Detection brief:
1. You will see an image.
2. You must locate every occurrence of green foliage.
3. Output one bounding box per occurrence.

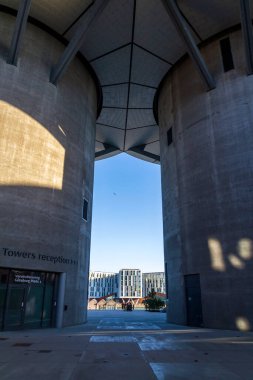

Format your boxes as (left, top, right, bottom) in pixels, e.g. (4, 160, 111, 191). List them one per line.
(144, 288, 165, 311)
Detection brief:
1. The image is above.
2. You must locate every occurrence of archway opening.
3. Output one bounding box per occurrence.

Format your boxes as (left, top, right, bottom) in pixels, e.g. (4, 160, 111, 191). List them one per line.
(89, 153, 165, 313)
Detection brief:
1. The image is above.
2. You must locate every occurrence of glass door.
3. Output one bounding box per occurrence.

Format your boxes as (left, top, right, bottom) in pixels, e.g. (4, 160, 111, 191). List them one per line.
(2, 269, 58, 330)
(5, 285, 26, 329)
(41, 284, 54, 327)
(0, 269, 9, 329)
(24, 285, 44, 329)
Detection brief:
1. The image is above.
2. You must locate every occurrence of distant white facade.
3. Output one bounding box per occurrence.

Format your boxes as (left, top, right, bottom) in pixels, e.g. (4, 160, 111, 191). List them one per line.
(89, 270, 165, 299)
(142, 272, 165, 297)
(118, 269, 142, 298)
(89, 271, 118, 298)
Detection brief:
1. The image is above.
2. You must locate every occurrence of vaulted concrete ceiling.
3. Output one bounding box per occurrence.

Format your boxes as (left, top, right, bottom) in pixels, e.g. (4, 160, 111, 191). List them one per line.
(1, 0, 252, 163)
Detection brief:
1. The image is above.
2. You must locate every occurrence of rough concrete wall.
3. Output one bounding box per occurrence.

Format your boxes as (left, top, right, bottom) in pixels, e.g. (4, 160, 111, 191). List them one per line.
(159, 79, 186, 325)
(0, 14, 97, 326)
(159, 30, 253, 330)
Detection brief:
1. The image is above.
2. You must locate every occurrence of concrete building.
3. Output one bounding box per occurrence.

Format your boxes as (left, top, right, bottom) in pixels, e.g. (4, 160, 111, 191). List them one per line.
(142, 272, 165, 298)
(88, 271, 118, 298)
(118, 269, 142, 299)
(0, 1, 253, 331)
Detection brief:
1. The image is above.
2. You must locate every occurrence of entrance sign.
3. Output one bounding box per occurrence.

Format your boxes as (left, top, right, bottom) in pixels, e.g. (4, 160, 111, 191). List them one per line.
(14, 274, 42, 285)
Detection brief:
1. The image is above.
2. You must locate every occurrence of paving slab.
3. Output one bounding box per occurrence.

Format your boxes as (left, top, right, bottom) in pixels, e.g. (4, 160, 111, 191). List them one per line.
(0, 310, 253, 380)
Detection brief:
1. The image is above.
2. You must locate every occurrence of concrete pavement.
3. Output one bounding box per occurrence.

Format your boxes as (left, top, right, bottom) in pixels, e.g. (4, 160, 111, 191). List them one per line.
(0, 310, 253, 379)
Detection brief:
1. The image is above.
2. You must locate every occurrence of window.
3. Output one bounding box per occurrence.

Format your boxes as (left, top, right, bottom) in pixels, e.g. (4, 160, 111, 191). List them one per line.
(167, 128, 173, 146)
(220, 37, 234, 72)
(165, 262, 169, 298)
(82, 198, 88, 221)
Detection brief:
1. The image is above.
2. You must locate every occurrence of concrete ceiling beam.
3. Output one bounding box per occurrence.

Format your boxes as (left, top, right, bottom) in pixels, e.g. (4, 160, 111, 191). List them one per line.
(7, 0, 32, 65)
(50, 0, 109, 85)
(240, 0, 253, 74)
(161, 0, 216, 90)
(95, 143, 119, 159)
(129, 145, 160, 163)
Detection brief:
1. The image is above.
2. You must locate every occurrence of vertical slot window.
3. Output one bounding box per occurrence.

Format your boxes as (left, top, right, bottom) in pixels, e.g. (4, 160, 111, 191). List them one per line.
(220, 37, 234, 72)
(167, 127, 173, 146)
(165, 262, 169, 298)
(82, 198, 88, 221)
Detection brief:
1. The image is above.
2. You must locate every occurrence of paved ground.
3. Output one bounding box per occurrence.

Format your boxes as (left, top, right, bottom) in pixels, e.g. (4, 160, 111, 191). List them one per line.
(1, 310, 253, 379)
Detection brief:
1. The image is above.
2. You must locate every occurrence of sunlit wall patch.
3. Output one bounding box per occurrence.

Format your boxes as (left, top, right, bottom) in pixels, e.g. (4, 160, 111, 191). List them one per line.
(0, 101, 65, 190)
(207, 238, 226, 272)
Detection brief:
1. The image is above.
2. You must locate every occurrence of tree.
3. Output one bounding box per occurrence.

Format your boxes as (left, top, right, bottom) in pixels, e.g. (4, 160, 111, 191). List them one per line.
(144, 288, 165, 311)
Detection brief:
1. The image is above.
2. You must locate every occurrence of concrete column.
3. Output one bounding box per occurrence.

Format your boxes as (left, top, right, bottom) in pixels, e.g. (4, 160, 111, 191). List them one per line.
(56, 272, 66, 328)
(0, 13, 97, 327)
(158, 29, 253, 331)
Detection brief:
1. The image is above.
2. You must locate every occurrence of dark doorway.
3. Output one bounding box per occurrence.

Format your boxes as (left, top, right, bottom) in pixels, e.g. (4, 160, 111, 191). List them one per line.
(184, 274, 203, 327)
(0, 268, 58, 330)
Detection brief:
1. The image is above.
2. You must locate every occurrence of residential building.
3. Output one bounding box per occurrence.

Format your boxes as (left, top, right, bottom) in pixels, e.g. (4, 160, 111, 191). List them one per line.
(89, 271, 118, 298)
(118, 269, 142, 298)
(142, 272, 166, 298)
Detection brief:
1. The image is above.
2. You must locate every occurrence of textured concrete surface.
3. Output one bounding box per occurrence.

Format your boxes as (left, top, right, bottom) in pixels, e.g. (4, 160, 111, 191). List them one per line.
(0, 13, 97, 326)
(159, 29, 253, 330)
(0, 310, 253, 380)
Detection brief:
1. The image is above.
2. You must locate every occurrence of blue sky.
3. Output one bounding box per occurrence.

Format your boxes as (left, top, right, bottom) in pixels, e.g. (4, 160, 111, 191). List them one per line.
(90, 153, 164, 273)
